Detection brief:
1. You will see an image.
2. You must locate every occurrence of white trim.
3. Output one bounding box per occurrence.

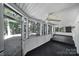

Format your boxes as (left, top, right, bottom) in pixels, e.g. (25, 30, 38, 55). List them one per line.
(4, 34, 21, 40)
(4, 3, 23, 16)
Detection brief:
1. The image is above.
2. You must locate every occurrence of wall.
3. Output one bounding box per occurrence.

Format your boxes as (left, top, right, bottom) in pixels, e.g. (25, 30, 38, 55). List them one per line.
(22, 34, 52, 55)
(53, 4, 79, 54)
(72, 14, 79, 54)
(54, 4, 79, 54)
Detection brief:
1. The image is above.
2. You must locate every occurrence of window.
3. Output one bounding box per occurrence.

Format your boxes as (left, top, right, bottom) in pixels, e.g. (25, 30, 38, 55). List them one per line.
(55, 27, 65, 32)
(28, 20, 40, 37)
(55, 27, 59, 32)
(60, 27, 64, 32)
(28, 21, 35, 36)
(42, 24, 47, 35)
(44, 24, 47, 35)
(4, 5, 22, 39)
(48, 25, 52, 34)
(36, 22, 40, 36)
(65, 26, 72, 32)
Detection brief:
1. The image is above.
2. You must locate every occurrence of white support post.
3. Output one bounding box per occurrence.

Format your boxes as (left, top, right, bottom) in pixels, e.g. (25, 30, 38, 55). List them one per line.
(40, 23, 42, 36)
(22, 17, 29, 40)
(26, 18, 29, 39)
(64, 27, 66, 32)
(47, 24, 48, 35)
(53, 25, 55, 34)
(52, 25, 54, 36)
(7, 19, 11, 35)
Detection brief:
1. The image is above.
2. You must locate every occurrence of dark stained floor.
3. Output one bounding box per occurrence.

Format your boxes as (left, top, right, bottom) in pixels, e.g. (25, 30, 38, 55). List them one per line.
(26, 34, 77, 56)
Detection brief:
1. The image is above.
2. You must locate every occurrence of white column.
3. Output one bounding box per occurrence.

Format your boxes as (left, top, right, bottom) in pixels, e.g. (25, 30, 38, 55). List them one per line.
(22, 17, 29, 55)
(52, 25, 53, 35)
(64, 27, 66, 32)
(7, 19, 11, 35)
(40, 23, 42, 36)
(22, 17, 29, 40)
(22, 17, 24, 40)
(47, 24, 48, 35)
(26, 19, 29, 39)
(53, 25, 56, 34)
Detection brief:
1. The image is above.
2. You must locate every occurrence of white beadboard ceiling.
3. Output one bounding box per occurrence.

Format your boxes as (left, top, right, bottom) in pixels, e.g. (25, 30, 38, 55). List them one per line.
(15, 3, 78, 22)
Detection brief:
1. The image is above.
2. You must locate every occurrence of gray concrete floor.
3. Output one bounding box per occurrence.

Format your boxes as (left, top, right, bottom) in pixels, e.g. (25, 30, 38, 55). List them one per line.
(4, 36, 22, 56)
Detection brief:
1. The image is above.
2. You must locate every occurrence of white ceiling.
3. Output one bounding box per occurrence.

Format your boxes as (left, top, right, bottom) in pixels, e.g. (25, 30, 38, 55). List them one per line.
(16, 3, 77, 21)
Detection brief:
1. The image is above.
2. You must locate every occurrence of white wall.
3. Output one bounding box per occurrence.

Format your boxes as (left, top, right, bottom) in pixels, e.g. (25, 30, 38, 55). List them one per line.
(54, 4, 79, 54)
(22, 34, 52, 55)
(72, 14, 79, 54)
